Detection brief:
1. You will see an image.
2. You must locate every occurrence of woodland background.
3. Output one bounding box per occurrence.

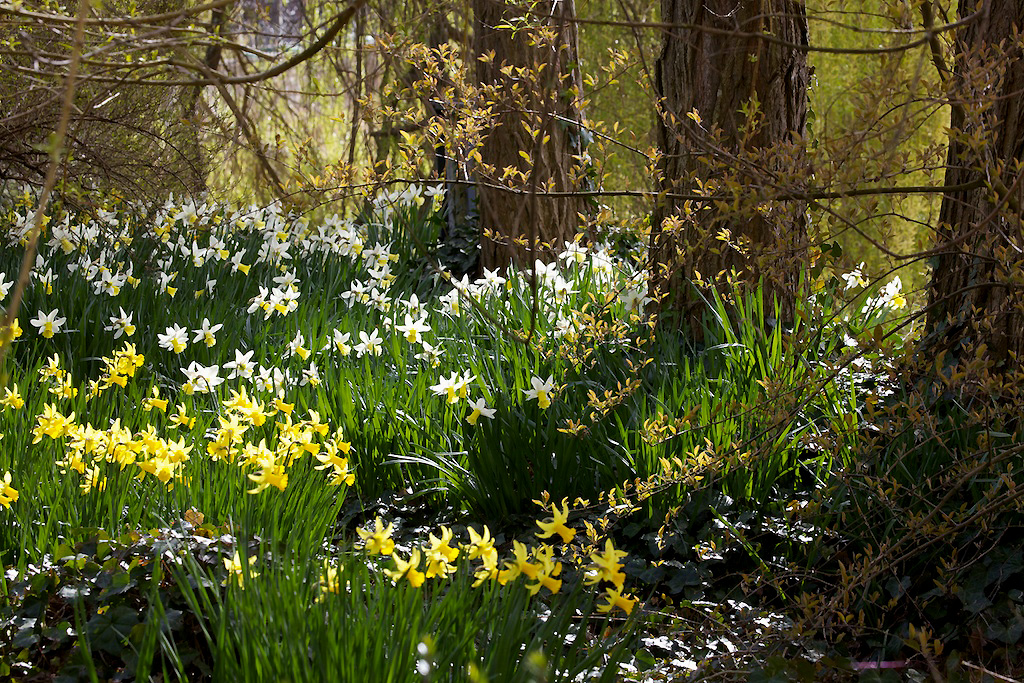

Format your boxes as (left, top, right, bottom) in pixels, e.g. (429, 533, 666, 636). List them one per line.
(2, 0, 1024, 680)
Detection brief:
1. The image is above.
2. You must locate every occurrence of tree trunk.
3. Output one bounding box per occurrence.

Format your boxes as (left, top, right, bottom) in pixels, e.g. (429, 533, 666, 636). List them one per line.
(925, 0, 1024, 370)
(473, 0, 590, 270)
(650, 0, 809, 332)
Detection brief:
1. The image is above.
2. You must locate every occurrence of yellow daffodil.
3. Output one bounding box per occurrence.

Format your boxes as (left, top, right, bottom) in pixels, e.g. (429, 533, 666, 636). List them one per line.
(223, 551, 258, 587)
(169, 403, 195, 429)
(0, 471, 19, 509)
(536, 498, 576, 544)
(0, 318, 22, 344)
(32, 403, 76, 443)
(471, 548, 500, 587)
(465, 526, 495, 561)
(424, 527, 459, 579)
(80, 465, 106, 494)
(143, 387, 168, 412)
(597, 587, 637, 615)
(357, 516, 396, 555)
(1, 384, 25, 410)
(585, 538, 628, 590)
(525, 545, 562, 596)
(384, 548, 426, 587)
(247, 461, 288, 494)
(498, 540, 542, 585)
(318, 562, 344, 599)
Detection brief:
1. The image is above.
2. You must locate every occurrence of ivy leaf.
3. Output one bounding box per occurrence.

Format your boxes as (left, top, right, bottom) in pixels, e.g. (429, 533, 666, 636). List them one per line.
(86, 605, 140, 655)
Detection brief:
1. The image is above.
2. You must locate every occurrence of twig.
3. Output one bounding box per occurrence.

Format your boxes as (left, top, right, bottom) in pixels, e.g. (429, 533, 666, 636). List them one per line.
(961, 661, 1022, 683)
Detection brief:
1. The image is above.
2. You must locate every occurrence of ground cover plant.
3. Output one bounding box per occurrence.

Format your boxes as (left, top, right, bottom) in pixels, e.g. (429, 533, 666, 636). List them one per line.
(0, 187, 660, 680)
(5, 182, 1010, 681)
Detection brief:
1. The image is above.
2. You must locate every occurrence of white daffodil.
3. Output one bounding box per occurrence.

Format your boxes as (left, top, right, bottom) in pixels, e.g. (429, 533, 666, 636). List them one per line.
(415, 341, 443, 368)
(394, 314, 430, 344)
(182, 362, 223, 394)
(354, 329, 383, 357)
(193, 318, 223, 348)
(523, 375, 555, 410)
(331, 329, 351, 356)
(105, 307, 136, 339)
(466, 397, 496, 425)
(224, 349, 255, 380)
(300, 363, 321, 387)
(158, 324, 189, 354)
(401, 293, 425, 317)
(842, 263, 869, 290)
(30, 309, 66, 339)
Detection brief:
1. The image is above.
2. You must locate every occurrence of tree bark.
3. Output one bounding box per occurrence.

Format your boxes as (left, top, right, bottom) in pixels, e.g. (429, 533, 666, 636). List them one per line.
(650, 0, 809, 332)
(925, 0, 1024, 369)
(473, 0, 590, 270)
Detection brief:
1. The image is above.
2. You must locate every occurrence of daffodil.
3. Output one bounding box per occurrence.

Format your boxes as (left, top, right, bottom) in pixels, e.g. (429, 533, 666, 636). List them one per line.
(169, 403, 195, 429)
(356, 516, 395, 555)
(39, 353, 62, 379)
(471, 547, 500, 587)
(425, 528, 458, 565)
(193, 318, 222, 348)
(300, 363, 321, 387)
(536, 498, 576, 544)
(430, 370, 475, 405)
(136, 454, 181, 489)
(401, 293, 425, 317)
(465, 526, 495, 561)
(842, 263, 869, 289)
(224, 349, 255, 380)
(247, 461, 288, 494)
(158, 324, 189, 354)
(32, 403, 76, 442)
(181, 362, 223, 394)
(315, 440, 355, 486)
(318, 562, 344, 598)
(498, 540, 542, 585)
(223, 551, 258, 587)
(288, 331, 311, 360)
(466, 397, 496, 425)
(0, 471, 18, 509)
(429, 373, 458, 403)
(395, 314, 430, 344)
(1, 384, 24, 410)
(80, 465, 106, 494)
(231, 249, 251, 275)
(424, 526, 459, 579)
(415, 341, 443, 367)
(585, 538, 628, 589)
(597, 587, 637, 615)
(30, 308, 66, 339)
(354, 328, 383, 357)
(105, 307, 136, 338)
(384, 548, 426, 587)
(523, 375, 555, 409)
(331, 329, 352, 356)
(0, 317, 22, 343)
(525, 544, 562, 595)
(273, 395, 294, 415)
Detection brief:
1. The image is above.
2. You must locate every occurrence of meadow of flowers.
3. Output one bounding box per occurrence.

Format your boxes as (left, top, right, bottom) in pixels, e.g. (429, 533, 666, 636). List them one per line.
(0, 184, 897, 679)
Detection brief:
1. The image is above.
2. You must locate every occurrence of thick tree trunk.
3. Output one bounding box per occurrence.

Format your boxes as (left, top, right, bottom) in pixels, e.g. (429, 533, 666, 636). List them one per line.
(925, 0, 1024, 369)
(473, 0, 589, 270)
(650, 0, 809, 332)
